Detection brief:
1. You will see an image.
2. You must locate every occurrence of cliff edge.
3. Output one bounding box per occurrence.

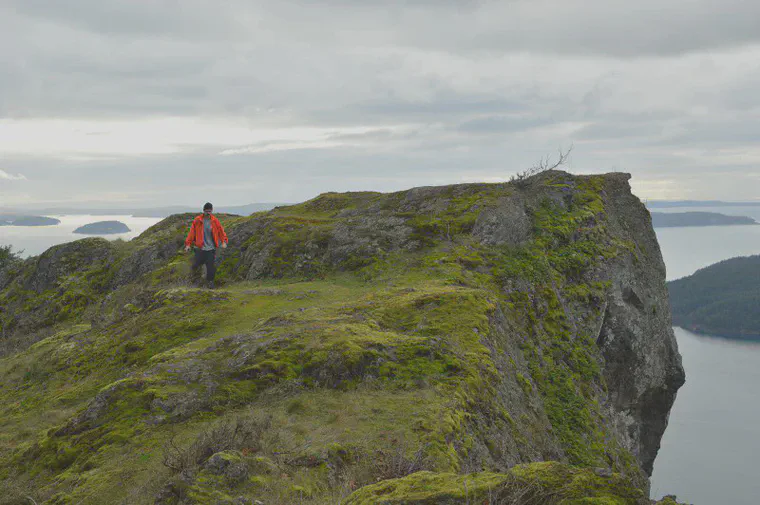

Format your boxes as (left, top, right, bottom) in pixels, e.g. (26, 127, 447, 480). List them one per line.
(0, 171, 685, 504)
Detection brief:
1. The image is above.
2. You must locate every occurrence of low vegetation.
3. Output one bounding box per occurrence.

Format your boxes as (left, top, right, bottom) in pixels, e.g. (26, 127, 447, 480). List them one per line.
(0, 171, 686, 504)
(0, 244, 22, 270)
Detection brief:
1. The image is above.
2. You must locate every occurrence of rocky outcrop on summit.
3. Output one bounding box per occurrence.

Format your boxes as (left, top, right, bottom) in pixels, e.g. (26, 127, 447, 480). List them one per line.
(214, 173, 685, 474)
(23, 238, 115, 293)
(0, 171, 685, 504)
(0, 238, 116, 354)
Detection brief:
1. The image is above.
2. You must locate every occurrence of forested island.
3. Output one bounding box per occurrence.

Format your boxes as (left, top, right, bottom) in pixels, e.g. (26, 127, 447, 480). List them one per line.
(668, 255, 760, 338)
(73, 220, 130, 235)
(648, 200, 760, 208)
(651, 211, 757, 228)
(0, 214, 60, 226)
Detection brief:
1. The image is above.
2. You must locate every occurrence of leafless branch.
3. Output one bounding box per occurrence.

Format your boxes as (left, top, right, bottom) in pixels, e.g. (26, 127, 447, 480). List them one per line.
(510, 145, 574, 186)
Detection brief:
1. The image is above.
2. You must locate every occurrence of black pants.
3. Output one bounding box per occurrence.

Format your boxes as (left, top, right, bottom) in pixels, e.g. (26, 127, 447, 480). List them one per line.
(191, 249, 216, 282)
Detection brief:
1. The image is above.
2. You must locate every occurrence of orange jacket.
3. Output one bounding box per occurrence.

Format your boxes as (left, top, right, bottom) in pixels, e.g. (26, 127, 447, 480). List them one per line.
(185, 214, 228, 249)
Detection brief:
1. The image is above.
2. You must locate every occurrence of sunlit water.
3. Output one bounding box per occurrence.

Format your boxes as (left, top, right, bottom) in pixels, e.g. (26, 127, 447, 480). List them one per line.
(650, 206, 760, 504)
(0, 215, 163, 257)
(2, 208, 759, 503)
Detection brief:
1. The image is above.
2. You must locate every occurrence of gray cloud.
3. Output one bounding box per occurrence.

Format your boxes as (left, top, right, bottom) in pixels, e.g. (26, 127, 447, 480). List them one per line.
(0, 169, 27, 181)
(457, 115, 554, 134)
(2, 0, 760, 206)
(7, 0, 239, 38)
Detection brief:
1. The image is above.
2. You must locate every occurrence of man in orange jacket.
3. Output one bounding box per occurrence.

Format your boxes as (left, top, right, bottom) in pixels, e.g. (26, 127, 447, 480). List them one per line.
(184, 202, 228, 288)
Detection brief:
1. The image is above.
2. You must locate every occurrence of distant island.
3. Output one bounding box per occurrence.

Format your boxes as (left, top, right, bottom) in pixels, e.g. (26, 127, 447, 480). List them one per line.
(668, 255, 760, 339)
(648, 200, 760, 208)
(130, 203, 284, 217)
(0, 214, 61, 226)
(73, 221, 131, 235)
(651, 211, 758, 228)
(3, 202, 285, 218)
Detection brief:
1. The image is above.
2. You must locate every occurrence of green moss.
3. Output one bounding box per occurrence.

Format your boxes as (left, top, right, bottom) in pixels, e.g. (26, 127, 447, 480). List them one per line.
(653, 496, 687, 505)
(273, 191, 382, 219)
(343, 462, 645, 505)
(186, 475, 235, 503)
(342, 470, 508, 504)
(561, 498, 627, 505)
(239, 216, 335, 278)
(404, 186, 504, 245)
(516, 373, 533, 395)
(214, 249, 241, 283)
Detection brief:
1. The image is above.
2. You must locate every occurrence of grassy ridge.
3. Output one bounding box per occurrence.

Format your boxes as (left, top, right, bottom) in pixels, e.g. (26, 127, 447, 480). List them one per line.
(0, 172, 684, 504)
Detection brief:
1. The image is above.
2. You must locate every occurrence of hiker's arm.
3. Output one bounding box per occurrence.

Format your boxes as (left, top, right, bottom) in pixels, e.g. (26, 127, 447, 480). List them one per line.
(184, 223, 195, 251)
(220, 225, 229, 248)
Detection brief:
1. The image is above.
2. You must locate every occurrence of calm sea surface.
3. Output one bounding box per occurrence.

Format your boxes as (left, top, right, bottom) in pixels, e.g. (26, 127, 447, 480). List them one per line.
(651, 205, 760, 504)
(0, 215, 162, 257)
(2, 208, 759, 503)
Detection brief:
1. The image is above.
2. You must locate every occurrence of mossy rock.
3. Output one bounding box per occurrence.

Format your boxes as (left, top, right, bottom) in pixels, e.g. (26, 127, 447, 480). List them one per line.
(342, 462, 645, 505)
(652, 497, 688, 505)
(341, 470, 509, 504)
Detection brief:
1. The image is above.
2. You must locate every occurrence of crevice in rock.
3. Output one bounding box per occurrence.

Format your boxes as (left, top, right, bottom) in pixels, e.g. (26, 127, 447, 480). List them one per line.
(623, 287, 645, 312)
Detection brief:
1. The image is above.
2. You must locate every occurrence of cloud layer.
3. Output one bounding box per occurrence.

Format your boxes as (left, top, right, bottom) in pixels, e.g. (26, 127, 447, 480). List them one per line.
(1, 0, 759, 207)
(0, 169, 27, 181)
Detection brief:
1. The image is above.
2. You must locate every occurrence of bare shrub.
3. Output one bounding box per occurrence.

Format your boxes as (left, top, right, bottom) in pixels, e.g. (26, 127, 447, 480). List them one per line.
(371, 437, 432, 481)
(510, 146, 573, 187)
(161, 414, 271, 475)
(159, 421, 437, 505)
(493, 478, 555, 505)
(0, 480, 41, 505)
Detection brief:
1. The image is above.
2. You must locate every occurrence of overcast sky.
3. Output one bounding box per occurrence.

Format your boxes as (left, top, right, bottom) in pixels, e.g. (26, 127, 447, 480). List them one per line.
(1, 0, 759, 209)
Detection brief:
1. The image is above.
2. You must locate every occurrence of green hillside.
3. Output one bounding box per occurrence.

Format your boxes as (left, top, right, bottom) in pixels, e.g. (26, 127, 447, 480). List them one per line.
(668, 255, 760, 338)
(0, 171, 685, 504)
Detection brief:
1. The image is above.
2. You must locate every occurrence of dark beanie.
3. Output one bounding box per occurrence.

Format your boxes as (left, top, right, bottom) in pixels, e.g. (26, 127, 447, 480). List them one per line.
(203, 202, 213, 211)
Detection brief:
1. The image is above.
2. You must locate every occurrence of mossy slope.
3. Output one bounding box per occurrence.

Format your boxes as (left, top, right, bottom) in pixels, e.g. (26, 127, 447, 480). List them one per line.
(343, 462, 686, 504)
(0, 171, 685, 504)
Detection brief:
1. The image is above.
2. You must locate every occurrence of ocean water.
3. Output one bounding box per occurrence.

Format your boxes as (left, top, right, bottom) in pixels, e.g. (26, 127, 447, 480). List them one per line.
(649, 328, 760, 504)
(0, 215, 163, 257)
(650, 211, 760, 504)
(656, 224, 760, 281)
(653, 205, 760, 281)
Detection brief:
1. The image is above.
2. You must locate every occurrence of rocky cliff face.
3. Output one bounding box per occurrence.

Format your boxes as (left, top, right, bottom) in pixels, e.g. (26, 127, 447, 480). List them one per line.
(0, 171, 684, 505)
(593, 180, 685, 475)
